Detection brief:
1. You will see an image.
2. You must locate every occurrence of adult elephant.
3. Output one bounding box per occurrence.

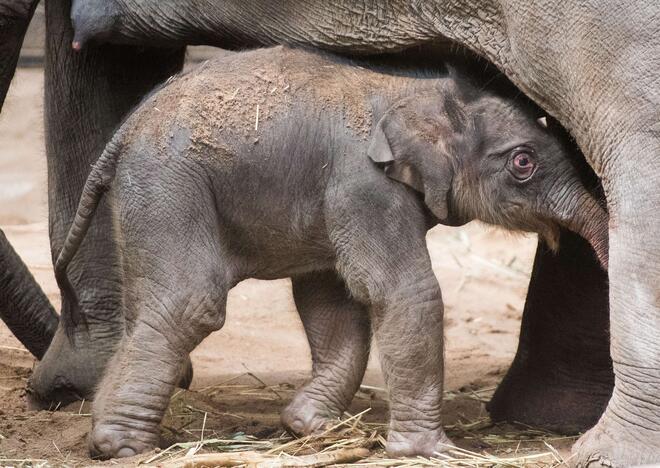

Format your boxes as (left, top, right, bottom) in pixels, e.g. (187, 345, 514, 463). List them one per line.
(2, 0, 656, 466)
(3, 1, 610, 425)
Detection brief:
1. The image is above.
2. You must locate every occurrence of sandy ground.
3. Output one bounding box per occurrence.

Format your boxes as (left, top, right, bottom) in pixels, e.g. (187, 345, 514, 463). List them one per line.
(0, 67, 576, 466)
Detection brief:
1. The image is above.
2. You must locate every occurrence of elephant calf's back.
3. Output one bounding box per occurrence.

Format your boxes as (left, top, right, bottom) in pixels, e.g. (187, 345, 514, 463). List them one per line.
(119, 46, 413, 164)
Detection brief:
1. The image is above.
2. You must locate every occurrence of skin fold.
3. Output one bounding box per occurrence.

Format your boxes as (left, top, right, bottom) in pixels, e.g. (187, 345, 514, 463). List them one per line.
(53, 47, 607, 459)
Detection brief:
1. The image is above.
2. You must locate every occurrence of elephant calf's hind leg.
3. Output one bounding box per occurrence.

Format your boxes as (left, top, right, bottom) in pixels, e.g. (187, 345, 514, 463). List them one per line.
(282, 271, 371, 435)
(89, 271, 228, 458)
(88, 189, 229, 459)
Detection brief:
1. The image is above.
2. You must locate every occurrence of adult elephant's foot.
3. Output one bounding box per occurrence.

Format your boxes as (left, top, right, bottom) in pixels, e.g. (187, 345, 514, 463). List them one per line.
(88, 422, 158, 459)
(280, 388, 340, 435)
(488, 232, 613, 434)
(26, 324, 195, 409)
(487, 365, 611, 434)
(572, 408, 660, 467)
(386, 427, 453, 458)
(27, 324, 117, 409)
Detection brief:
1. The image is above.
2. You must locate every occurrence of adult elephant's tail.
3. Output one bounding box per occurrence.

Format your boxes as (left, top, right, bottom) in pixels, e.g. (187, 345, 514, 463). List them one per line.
(54, 135, 123, 334)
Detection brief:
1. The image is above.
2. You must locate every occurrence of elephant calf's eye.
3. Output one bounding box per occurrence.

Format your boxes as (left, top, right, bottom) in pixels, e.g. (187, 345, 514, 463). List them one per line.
(509, 150, 537, 181)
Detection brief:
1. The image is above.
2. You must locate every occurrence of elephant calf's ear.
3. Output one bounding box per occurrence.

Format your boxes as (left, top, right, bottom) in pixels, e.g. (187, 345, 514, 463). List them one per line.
(367, 115, 425, 193)
(367, 104, 454, 221)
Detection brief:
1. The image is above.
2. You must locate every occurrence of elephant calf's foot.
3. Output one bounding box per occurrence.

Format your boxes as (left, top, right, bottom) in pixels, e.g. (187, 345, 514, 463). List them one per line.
(386, 427, 453, 458)
(572, 413, 660, 467)
(88, 423, 158, 459)
(281, 389, 345, 436)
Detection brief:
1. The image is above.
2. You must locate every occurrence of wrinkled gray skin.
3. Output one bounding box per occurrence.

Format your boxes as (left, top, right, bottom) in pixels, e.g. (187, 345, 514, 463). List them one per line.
(3, 3, 611, 430)
(0, 0, 651, 465)
(55, 47, 608, 459)
(64, 3, 660, 467)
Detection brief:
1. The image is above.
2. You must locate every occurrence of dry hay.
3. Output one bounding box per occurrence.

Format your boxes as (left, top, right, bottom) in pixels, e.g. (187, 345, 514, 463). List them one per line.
(0, 372, 577, 467)
(142, 408, 575, 467)
(131, 379, 575, 468)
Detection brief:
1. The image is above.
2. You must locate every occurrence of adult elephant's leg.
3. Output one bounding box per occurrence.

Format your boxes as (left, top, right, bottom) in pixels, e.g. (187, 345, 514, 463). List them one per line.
(511, 4, 660, 463)
(488, 230, 613, 434)
(282, 271, 371, 435)
(572, 136, 660, 465)
(27, 0, 186, 408)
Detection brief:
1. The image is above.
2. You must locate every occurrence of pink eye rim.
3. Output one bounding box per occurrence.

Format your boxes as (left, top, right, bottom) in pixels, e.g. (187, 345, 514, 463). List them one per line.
(508, 147, 537, 181)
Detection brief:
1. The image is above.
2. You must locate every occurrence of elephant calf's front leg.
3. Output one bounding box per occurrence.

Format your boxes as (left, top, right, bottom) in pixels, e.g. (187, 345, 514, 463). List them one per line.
(330, 185, 451, 457)
(369, 272, 451, 457)
(282, 271, 371, 435)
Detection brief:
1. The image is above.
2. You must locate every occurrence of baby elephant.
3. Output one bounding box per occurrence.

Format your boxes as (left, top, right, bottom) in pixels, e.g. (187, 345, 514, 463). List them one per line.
(56, 46, 607, 459)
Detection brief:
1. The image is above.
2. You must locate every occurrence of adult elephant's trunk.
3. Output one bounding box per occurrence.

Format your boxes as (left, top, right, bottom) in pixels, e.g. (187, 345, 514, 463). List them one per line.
(0, 0, 40, 111)
(0, 230, 58, 359)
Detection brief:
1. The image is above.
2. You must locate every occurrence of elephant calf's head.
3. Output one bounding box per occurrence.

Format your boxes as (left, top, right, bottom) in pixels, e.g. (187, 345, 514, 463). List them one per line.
(368, 82, 608, 268)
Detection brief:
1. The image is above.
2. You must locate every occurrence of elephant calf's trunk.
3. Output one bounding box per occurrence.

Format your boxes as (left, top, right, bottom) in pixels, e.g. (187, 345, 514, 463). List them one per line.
(562, 193, 609, 270)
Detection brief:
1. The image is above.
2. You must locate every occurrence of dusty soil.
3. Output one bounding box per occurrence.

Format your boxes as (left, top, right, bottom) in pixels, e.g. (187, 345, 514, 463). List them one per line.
(0, 67, 575, 466)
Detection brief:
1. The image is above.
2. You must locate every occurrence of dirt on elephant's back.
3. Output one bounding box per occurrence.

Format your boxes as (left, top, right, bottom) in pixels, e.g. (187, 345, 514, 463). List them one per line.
(122, 46, 440, 166)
